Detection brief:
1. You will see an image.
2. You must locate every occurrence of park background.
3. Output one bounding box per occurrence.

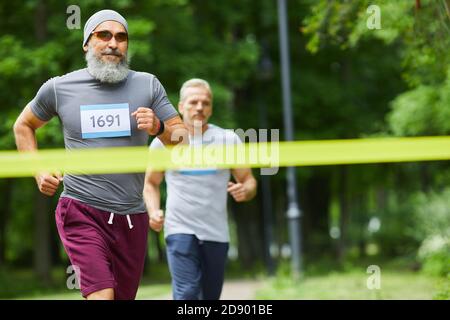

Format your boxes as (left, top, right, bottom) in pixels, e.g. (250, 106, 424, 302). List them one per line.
(0, 0, 448, 299)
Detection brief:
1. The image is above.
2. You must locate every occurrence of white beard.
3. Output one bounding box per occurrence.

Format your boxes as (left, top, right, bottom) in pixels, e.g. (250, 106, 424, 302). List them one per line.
(85, 47, 130, 83)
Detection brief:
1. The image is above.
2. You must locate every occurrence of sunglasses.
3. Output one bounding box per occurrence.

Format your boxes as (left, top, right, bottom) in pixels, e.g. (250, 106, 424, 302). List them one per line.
(91, 31, 128, 43)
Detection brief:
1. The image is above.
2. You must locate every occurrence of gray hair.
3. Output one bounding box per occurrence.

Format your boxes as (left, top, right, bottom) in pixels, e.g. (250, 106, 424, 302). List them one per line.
(180, 78, 212, 102)
(85, 44, 130, 83)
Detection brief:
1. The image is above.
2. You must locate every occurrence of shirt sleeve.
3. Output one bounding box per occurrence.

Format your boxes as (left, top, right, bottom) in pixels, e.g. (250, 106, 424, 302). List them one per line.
(29, 78, 57, 121)
(226, 129, 243, 145)
(150, 76, 178, 122)
(149, 137, 165, 149)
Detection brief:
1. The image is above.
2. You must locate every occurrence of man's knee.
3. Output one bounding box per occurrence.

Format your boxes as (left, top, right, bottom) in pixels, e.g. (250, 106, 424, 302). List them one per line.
(86, 288, 114, 300)
(174, 284, 201, 300)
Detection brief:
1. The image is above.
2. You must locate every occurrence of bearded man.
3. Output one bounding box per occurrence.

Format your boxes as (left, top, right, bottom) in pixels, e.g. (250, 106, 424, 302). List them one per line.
(13, 9, 188, 300)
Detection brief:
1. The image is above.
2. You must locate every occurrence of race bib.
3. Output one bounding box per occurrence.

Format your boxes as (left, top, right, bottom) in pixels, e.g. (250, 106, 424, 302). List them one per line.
(178, 168, 218, 176)
(80, 103, 131, 139)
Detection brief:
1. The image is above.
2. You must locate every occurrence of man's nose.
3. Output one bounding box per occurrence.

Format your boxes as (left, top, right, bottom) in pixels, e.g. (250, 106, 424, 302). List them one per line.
(108, 37, 118, 49)
(196, 102, 203, 111)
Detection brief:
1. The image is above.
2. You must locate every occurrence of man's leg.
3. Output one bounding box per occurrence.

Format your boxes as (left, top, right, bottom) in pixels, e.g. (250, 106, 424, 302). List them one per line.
(166, 234, 202, 300)
(109, 212, 149, 300)
(199, 240, 229, 300)
(55, 197, 116, 299)
(87, 288, 114, 300)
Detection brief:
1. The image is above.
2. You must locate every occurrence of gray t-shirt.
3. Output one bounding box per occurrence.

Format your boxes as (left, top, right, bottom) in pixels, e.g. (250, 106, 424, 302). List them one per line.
(150, 124, 242, 242)
(30, 68, 178, 214)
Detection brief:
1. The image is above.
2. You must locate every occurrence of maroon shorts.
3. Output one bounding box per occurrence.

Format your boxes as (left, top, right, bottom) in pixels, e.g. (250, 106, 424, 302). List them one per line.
(55, 197, 148, 300)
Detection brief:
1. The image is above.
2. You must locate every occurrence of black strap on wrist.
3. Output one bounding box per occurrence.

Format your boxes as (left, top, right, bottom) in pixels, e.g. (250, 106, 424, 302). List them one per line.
(156, 119, 165, 136)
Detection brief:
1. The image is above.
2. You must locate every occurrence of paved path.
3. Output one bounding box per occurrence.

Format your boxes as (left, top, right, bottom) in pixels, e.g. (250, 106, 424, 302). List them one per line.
(149, 279, 264, 300)
(220, 279, 264, 300)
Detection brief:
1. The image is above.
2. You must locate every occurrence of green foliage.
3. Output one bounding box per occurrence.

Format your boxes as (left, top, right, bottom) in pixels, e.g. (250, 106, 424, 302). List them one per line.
(303, 0, 450, 137)
(388, 66, 450, 136)
(414, 188, 450, 277)
(257, 268, 441, 300)
(420, 248, 450, 278)
(388, 86, 442, 136)
(348, 1, 413, 47)
(5, 179, 36, 265)
(0, 0, 261, 274)
(301, 2, 449, 285)
(433, 274, 450, 300)
(1, 0, 449, 296)
(414, 188, 450, 240)
(372, 195, 420, 257)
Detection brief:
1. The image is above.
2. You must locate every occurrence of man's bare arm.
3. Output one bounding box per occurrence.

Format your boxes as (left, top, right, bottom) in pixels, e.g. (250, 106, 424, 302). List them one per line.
(157, 115, 189, 146)
(13, 104, 62, 196)
(143, 169, 165, 232)
(13, 104, 47, 152)
(143, 169, 164, 213)
(228, 167, 258, 202)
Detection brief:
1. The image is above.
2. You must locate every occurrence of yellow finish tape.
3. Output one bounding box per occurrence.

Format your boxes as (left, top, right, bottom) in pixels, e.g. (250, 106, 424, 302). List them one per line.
(0, 136, 449, 178)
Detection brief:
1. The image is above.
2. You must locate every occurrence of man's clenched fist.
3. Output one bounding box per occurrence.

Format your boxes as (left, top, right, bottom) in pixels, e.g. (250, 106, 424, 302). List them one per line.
(131, 107, 161, 136)
(227, 181, 249, 202)
(149, 209, 164, 232)
(35, 172, 63, 196)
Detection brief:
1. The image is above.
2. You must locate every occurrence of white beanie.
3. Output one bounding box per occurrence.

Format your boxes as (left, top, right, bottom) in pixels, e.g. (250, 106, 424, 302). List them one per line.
(83, 9, 128, 47)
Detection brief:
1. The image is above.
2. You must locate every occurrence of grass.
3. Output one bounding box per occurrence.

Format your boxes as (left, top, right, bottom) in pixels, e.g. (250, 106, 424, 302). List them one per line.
(17, 283, 172, 300)
(3, 258, 448, 300)
(13, 260, 262, 300)
(12, 269, 445, 300)
(1, 263, 173, 300)
(255, 270, 446, 300)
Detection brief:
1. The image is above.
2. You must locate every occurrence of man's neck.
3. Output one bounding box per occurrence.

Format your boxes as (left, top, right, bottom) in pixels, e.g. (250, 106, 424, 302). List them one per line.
(187, 123, 209, 136)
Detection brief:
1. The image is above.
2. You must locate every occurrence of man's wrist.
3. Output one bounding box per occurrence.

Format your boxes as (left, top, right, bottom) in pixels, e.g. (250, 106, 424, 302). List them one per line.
(156, 119, 164, 136)
(149, 208, 160, 214)
(150, 118, 164, 136)
(149, 118, 160, 136)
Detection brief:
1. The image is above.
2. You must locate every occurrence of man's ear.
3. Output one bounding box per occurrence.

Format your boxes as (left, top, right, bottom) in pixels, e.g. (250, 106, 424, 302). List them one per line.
(83, 44, 88, 53)
(178, 101, 184, 114)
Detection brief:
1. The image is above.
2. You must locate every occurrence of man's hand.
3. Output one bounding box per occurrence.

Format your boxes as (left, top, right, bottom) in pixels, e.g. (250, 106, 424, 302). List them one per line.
(149, 209, 164, 232)
(227, 181, 250, 202)
(131, 107, 160, 136)
(35, 172, 63, 196)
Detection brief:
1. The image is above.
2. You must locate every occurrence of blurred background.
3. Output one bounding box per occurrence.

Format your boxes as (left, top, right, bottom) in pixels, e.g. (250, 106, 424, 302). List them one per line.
(0, 0, 449, 299)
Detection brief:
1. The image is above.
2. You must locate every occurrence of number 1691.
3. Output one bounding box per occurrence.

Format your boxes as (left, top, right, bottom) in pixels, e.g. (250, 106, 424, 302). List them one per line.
(90, 114, 120, 128)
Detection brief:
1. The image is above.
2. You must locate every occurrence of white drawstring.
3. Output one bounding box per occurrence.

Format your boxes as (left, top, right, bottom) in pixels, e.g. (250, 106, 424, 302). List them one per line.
(108, 212, 133, 230)
(126, 215, 134, 229)
(108, 212, 115, 224)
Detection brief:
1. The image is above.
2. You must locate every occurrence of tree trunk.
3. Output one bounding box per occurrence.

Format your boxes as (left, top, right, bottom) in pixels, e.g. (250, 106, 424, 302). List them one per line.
(0, 179, 13, 266)
(231, 198, 264, 269)
(32, 0, 52, 286)
(34, 190, 52, 285)
(302, 171, 332, 258)
(419, 163, 431, 193)
(260, 175, 276, 275)
(337, 166, 349, 264)
(34, 0, 47, 42)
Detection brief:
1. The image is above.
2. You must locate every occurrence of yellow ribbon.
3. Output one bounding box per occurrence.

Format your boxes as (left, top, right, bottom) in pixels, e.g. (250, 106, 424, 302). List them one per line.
(0, 136, 449, 178)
